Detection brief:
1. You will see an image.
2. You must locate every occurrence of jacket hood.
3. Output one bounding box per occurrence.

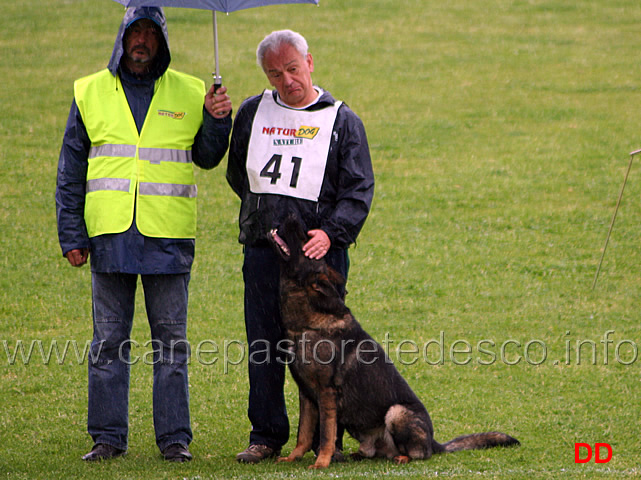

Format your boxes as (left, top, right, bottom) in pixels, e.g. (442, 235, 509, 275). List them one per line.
(108, 6, 171, 78)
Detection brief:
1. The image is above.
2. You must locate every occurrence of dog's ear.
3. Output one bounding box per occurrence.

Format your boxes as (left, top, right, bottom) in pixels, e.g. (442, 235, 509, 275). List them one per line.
(327, 267, 347, 300)
(309, 274, 349, 315)
(311, 274, 339, 298)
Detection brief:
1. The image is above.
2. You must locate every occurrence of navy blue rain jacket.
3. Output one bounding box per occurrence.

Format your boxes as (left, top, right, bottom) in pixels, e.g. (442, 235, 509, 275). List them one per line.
(226, 89, 374, 249)
(56, 7, 231, 274)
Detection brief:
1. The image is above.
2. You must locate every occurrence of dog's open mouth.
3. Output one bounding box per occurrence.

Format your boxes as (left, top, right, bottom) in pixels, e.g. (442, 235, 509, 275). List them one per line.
(270, 229, 290, 258)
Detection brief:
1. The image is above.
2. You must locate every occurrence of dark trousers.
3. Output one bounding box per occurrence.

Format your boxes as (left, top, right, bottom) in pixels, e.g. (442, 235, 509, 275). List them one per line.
(242, 246, 348, 450)
(88, 272, 192, 451)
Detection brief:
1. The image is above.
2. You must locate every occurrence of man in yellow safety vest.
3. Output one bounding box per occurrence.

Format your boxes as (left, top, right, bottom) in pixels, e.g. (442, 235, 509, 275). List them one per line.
(55, 6, 232, 463)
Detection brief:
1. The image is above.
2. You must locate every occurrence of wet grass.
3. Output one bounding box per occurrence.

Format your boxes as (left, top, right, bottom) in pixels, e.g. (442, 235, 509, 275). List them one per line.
(2, 0, 641, 478)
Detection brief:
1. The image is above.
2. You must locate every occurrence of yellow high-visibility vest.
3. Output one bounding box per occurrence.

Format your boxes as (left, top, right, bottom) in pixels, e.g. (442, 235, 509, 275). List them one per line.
(74, 68, 205, 239)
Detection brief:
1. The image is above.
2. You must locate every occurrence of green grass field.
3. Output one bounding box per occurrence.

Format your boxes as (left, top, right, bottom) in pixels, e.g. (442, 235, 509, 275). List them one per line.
(2, 0, 641, 478)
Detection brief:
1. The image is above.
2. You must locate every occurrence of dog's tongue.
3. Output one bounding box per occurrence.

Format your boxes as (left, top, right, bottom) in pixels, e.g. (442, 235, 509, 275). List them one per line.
(270, 229, 290, 256)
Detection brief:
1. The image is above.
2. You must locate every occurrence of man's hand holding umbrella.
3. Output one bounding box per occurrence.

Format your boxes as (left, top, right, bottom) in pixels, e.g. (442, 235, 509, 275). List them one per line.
(205, 83, 231, 118)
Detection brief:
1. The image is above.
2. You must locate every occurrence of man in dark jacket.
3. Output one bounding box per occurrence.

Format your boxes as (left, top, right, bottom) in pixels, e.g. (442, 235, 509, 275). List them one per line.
(227, 29, 374, 463)
(56, 7, 232, 462)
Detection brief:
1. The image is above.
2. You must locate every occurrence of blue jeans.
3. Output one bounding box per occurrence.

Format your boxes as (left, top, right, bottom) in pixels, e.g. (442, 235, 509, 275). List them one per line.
(242, 246, 348, 450)
(88, 272, 192, 451)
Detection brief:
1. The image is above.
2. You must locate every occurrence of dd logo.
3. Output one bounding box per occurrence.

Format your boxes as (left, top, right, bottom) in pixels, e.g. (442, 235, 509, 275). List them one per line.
(574, 443, 612, 463)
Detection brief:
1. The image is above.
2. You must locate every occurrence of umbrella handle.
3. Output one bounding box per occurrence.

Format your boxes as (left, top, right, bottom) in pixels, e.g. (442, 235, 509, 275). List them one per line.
(212, 75, 222, 93)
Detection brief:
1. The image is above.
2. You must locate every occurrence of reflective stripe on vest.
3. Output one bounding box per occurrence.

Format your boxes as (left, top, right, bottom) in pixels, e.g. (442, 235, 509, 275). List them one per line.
(86, 178, 131, 193)
(89, 144, 136, 159)
(89, 144, 192, 165)
(139, 183, 197, 197)
(139, 147, 192, 165)
(74, 68, 205, 239)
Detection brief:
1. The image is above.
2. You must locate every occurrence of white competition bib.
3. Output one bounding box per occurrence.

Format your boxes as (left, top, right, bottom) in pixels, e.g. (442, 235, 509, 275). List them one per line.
(246, 90, 341, 202)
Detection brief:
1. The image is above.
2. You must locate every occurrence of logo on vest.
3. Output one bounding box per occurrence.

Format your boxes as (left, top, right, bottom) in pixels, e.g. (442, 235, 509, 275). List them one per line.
(262, 125, 320, 146)
(158, 110, 186, 120)
(296, 126, 320, 139)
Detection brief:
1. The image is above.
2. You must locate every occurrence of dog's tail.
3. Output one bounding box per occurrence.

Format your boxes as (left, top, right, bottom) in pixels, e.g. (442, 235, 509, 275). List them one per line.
(435, 432, 520, 454)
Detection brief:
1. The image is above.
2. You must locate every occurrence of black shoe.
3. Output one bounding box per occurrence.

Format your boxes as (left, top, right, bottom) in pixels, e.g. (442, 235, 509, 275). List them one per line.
(236, 444, 281, 463)
(82, 443, 126, 462)
(162, 443, 193, 462)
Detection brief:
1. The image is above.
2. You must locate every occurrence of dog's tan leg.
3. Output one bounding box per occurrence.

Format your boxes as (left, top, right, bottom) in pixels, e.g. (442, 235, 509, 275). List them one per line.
(278, 392, 317, 463)
(310, 388, 338, 469)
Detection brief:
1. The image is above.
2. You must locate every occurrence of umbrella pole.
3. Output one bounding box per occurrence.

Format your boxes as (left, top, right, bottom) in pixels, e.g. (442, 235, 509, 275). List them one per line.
(592, 149, 641, 290)
(212, 10, 222, 91)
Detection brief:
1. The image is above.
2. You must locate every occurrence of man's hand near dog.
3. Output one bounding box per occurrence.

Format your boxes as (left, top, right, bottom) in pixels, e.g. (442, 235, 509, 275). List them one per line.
(303, 229, 331, 260)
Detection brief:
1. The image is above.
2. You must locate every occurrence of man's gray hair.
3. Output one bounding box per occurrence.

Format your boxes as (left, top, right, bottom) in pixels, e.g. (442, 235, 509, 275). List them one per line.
(256, 29, 309, 70)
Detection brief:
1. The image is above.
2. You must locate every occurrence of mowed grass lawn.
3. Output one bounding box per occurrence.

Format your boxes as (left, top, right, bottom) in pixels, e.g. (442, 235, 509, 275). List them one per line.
(2, 0, 641, 478)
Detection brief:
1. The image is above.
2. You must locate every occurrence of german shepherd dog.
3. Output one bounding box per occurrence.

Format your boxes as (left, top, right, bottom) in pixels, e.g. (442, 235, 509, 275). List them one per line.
(269, 215, 519, 469)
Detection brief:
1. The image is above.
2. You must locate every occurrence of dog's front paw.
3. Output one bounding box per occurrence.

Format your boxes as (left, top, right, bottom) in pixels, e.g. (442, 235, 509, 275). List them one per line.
(393, 455, 410, 464)
(308, 460, 331, 469)
(277, 456, 295, 463)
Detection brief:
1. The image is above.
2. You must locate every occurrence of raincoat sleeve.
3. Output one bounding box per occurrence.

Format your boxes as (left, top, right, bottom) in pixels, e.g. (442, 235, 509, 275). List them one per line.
(320, 104, 375, 247)
(56, 99, 91, 257)
(191, 107, 232, 170)
(226, 96, 259, 198)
